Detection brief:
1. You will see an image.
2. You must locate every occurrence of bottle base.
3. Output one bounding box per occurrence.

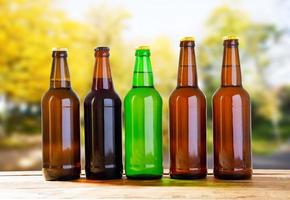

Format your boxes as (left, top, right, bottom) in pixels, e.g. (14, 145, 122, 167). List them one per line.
(126, 174, 162, 180)
(86, 168, 123, 180)
(170, 172, 207, 180)
(214, 168, 252, 180)
(43, 167, 80, 181)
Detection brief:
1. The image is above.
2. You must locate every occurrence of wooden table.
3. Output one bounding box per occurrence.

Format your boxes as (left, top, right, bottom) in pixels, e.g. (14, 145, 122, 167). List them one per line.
(1, 170, 290, 199)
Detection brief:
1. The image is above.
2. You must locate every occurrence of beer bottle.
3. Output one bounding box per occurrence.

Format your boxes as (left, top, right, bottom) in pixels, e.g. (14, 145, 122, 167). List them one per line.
(84, 47, 122, 179)
(124, 46, 163, 179)
(169, 37, 207, 179)
(213, 36, 252, 179)
(42, 48, 80, 181)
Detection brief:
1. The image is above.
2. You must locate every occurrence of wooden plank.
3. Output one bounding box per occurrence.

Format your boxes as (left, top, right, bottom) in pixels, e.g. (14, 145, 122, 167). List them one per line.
(0, 170, 289, 199)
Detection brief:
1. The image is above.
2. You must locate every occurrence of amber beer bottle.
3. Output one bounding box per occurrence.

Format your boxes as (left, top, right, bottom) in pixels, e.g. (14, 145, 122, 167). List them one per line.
(213, 36, 252, 179)
(42, 48, 81, 181)
(169, 37, 207, 179)
(84, 47, 122, 179)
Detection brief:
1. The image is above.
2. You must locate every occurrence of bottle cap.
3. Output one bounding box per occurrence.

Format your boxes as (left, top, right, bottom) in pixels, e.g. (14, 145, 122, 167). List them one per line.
(136, 45, 150, 50)
(180, 36, 195, 42)
(223, 35, 239, 41)
(52, 48, 68, 52)
(135, 45, 150, 56)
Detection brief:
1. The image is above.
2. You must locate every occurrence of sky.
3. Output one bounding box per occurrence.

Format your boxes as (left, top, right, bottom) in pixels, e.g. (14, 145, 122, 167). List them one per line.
(57, 0, 290, 86)
(58, 0, 288, 41)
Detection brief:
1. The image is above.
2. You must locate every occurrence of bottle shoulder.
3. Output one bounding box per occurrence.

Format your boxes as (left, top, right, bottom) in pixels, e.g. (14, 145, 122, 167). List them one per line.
(125, 87, 161, 97)
(84, 89, 121, 105)
(170, 87, 206, 99)
(42, 88, 79, 102)
(85, 89, 120, 100)
(124, 87, 162, 101)
(213, 86, 250, 100)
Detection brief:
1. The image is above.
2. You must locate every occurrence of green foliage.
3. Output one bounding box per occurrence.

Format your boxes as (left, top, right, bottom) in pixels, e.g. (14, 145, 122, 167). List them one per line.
(5, 107, 40, 135)
(198, 5, 283, 141)
(277, 86, 290, 139)
(252, 139, 280, 155)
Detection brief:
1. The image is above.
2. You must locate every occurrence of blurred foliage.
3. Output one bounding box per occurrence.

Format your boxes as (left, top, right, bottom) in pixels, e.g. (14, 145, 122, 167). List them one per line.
(0, 0, 289, 156)
(0, 0, 133, 135)
(0, 0, 132, 102)
(151, 37, 177, 151)
(278, 86, 290, 140)
(0, 134, 40, 149)
(198, 6, 284, 141)
(0, 0, 88, 102)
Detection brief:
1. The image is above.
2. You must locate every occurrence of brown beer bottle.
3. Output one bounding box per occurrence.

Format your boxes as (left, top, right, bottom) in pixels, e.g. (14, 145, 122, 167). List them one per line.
(84, 47, 122, 179)
(169, 37, 207, 179)
(42, 48, 81, 181)
(213, 36, 252, 179)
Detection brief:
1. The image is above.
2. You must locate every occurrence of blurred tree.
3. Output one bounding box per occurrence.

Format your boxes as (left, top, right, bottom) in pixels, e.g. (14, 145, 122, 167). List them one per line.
(0, 0, 131, 103)
(277, 86, 290, 139)
(84, 4, 131, 98)
(0, 0, 87, 103)
(151, 36, 178, 156)
(0, 0, 131, 135)
(198, 6, 283, 139)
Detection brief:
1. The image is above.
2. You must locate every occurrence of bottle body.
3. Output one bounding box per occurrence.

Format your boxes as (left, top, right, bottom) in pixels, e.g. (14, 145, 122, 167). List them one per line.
(42, 88, 80, 181)
(213, 87, 252, 179)
(213, 37, 252, 179)
(124, 87, 163, 179)
(84, 90, 122, 179)
(169, 87, 207, 179)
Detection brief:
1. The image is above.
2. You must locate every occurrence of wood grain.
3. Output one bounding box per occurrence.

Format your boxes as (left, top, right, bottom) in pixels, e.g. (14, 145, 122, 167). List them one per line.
(0, 170, 289, 199)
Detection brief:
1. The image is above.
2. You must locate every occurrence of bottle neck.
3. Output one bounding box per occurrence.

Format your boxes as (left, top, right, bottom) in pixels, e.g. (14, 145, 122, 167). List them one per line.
(221, 41, 242, 87)
(50, 53, 71, 89)
(133, 55, 154, 87)
(92, 54, 113, 90)
(177, 43, 197, 87)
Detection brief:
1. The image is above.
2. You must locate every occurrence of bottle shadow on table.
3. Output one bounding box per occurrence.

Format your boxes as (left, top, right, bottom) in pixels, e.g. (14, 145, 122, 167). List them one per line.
(72, 174, 255, 188)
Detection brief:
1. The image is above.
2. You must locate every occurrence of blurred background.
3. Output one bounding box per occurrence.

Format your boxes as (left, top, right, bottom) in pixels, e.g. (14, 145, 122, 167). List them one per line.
(0, 0, 290, 171)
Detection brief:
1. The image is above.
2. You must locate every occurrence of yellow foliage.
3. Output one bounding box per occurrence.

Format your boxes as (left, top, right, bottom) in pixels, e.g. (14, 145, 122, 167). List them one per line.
(0, 0, 131, 104)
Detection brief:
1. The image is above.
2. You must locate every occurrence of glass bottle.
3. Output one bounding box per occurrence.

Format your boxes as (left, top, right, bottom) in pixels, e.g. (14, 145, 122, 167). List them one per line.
(42, 48, 80, 181)
(84, 47, 122, 179)
(213, 36, 252, 179)
(124, 46, 163, 179)
(169, 37, 207, 179)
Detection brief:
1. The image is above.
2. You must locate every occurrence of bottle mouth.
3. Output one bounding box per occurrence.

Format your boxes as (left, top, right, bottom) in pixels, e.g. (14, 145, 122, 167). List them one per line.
(95, 46, 110, 51)
(223, 35, 239, 46)
(95, 46, 110, 57)
(52, 48, 68, 57)
(180, 36, 195, 47)
(135, 45, 150, 56)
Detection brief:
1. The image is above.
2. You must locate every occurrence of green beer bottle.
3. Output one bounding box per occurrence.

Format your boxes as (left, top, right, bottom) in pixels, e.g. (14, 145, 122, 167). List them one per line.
(124, 46, 163, 179)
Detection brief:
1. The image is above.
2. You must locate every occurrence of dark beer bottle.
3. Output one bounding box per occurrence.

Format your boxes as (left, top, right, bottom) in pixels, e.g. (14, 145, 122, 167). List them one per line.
(213, 36, 252, 179)
(84, 47, 122, 179)
(42, 48, 81, 181)
(169, 37, 207, 179)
